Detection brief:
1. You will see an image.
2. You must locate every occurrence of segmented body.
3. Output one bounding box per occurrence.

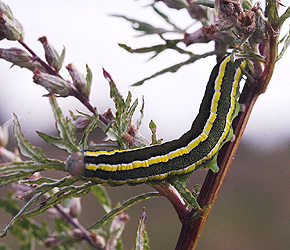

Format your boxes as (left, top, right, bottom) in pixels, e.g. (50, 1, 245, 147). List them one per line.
(66, 55, 246, 186)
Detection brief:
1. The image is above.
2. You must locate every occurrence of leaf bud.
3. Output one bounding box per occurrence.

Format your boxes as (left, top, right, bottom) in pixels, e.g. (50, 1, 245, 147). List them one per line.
(38, 36, 65, 72)
(33, 69, 73, 97)
(68, 197, 82, 218)
(102, 108, 115, 121)
(249, 10, 266, 45)
(0, 2, 24, 41)
(73, 116, 92, 133)
(127, 125, 150, 147)
(0, 120, 11, 147)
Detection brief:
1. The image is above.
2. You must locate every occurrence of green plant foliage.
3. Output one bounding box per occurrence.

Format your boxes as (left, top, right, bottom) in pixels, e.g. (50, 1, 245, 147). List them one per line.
(89, 192, 160, 230)
(37, 96, 80, 154)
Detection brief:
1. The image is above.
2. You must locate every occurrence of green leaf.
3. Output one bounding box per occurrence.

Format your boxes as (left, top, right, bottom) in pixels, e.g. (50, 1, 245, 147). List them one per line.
(123, 97, 138, 132)
(111, 15, 169, 36)
(23, 180, 93, 218)
(137, 96, 145, 128)
(38, 95, 79, 154)
(132, 51, 218, 86)
(152, 6, 183, 32)
(277, 29, 290, 61)
(189, 0, 214, 8)
(58, 46, 66, 70)
(91, 185, 112, 213)
(0, 160, 64, 174)
(168, 178, 201, 211)
(79, 114, 98, 150)
(13, 114, 49, 164)
(119, 43, 166, 54)
(149, 120, 162, 145)
(89, 192, 160, 230)
(277, 6, 290, 30)
(134, 209, 150, 250)
(116, 238, 124, 250)
(85, 64, 93, 97)
(103, 68, 125, 113)
(0, 192, 43, 237)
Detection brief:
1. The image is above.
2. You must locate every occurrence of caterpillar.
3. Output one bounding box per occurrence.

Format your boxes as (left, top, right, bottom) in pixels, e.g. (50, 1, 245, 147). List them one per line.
(66, 55, 247, 186)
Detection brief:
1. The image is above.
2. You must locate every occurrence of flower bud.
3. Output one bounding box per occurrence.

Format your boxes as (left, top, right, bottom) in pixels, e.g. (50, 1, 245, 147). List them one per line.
(68, 197, 82, 218)
(127, 125, 150, 147)
(0, 2, 23, 41)
(0, 47, 46, 71)
(102, 108, 115, 121)
(236, 10, 256, 37)
(38, 36, 64, 72)
(66, 63, 88, 99)
(33, 69, 73, 97)
(249, 10, 266, 45)
(0, 120, 11, 147)
(0, 147, 17, 163)
(73, 116, 92, 133)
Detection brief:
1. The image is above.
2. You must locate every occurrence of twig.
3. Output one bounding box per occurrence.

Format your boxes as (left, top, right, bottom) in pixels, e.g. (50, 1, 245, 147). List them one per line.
(54, 204, 101, 249)
(18, 39, 111, 126)
(18, 39, 61, 77)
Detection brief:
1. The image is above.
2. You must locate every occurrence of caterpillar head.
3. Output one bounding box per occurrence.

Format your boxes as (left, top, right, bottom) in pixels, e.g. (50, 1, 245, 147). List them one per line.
(65, 152, 85, 177)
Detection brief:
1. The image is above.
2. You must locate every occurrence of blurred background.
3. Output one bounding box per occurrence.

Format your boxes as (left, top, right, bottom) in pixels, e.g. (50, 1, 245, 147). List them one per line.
(0, 0, 290, 249)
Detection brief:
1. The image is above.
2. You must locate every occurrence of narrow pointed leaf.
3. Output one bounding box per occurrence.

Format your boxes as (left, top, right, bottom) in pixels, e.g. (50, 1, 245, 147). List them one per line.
(79, 114, 98, 150)
(277, 30, 290, 61)
(85, 64, 93, 97)
(23, 181, 93, 218)
(132, 51, 217, 86)
(103, 68, 125, 112)
(190, 0, 214, 8)
(0, 192, 42, 237)
(48, 95, 79, 153)
(91, 185, 112, 213)
(111, 15, 169, 35)
(118, 43, 166, 54)
(89, 192, 160, 230)
(13, 114, 49, 164)
(58, 46, 66, 70)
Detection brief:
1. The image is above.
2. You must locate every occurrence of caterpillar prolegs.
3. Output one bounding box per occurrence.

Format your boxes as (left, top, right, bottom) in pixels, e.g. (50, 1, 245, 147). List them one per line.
(66, 55, 247, 186)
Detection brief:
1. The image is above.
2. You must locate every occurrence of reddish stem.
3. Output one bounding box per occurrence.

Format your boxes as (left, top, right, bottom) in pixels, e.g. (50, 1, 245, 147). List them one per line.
(153, 183, 189, 223)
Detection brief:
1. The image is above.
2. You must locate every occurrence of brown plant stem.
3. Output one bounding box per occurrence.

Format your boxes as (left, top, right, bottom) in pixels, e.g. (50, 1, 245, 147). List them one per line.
(18, 39, 61, 77)
(152, 183, 189, 223)
(54, 204, 102, 249)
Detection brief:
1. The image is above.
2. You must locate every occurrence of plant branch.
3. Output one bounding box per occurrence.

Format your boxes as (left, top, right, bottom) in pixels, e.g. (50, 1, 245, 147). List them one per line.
(18, 39, 61, 77)
(54, 204, 101, 249)
(18, 39, 111, 126)
(152, 183, 189, 223)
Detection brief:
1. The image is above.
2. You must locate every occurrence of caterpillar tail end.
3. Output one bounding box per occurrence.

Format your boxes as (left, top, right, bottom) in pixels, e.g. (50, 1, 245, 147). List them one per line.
(65, 151, 85, 177)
